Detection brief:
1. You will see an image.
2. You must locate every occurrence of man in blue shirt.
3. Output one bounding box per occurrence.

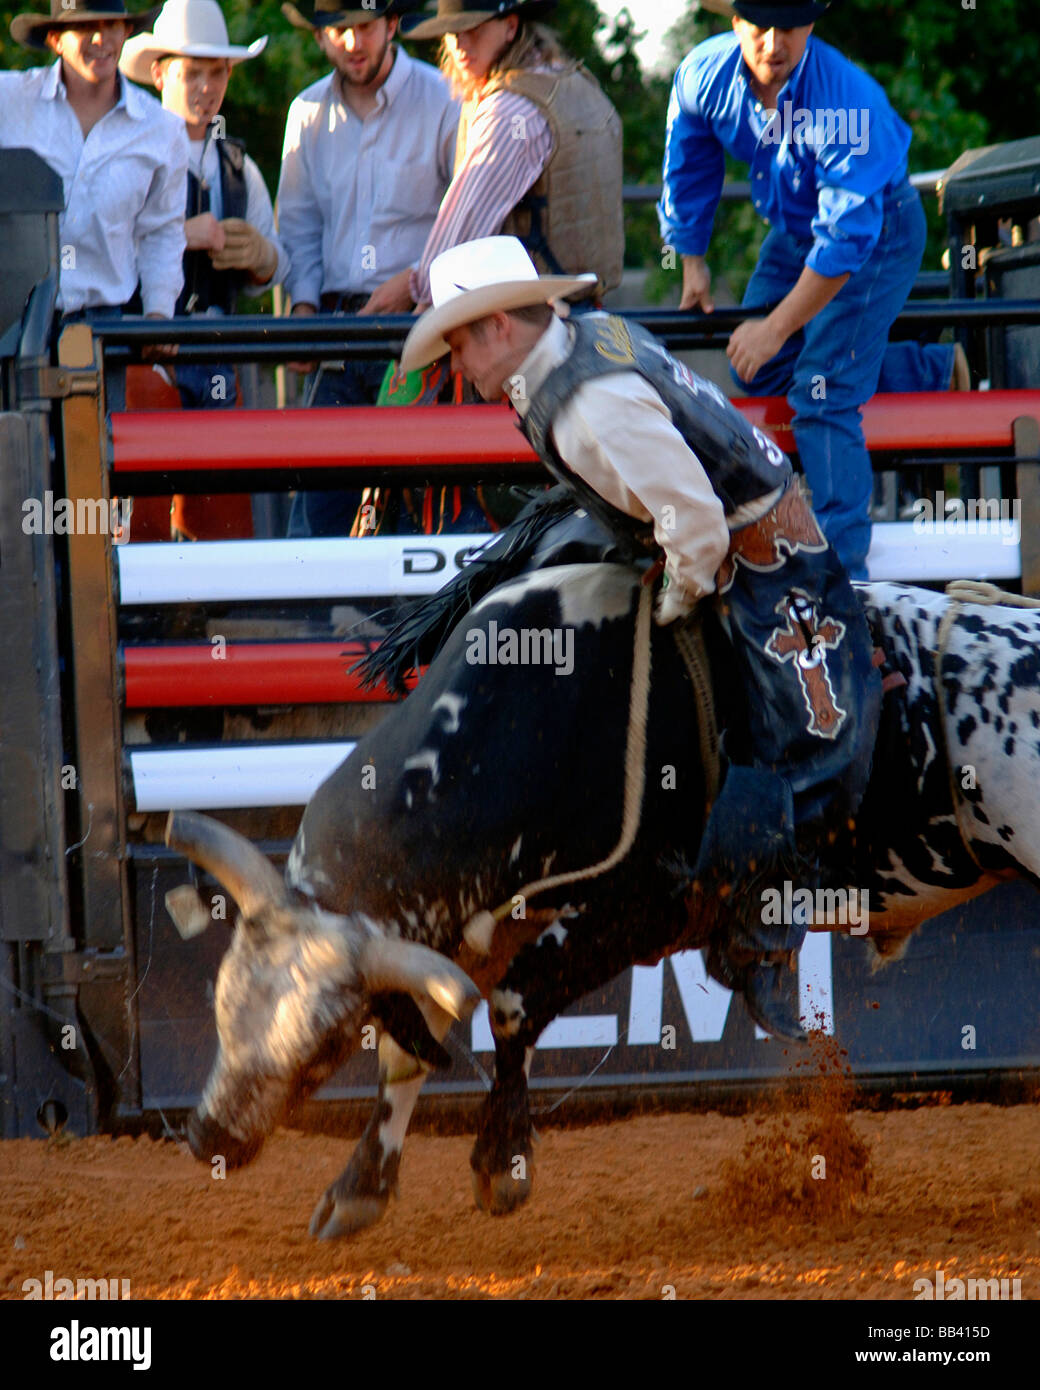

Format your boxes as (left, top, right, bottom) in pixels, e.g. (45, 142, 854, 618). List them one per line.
(659, 0, 958, 579)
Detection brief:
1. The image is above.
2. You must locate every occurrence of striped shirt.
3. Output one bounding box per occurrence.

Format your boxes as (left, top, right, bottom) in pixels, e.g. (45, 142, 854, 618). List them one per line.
(411, 78, 554, 306)
(0, 62, 188, 315)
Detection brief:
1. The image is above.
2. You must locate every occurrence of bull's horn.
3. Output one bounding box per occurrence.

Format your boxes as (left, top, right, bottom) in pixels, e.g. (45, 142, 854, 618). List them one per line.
(359, 937, 481, 1023)
(165, 810, 288, 918)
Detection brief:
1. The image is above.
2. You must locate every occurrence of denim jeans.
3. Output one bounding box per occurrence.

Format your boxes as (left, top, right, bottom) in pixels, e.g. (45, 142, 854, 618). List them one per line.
(287, 357, 390, 538)
(732, 184, 953, 579)
(174, 362, 237, 410)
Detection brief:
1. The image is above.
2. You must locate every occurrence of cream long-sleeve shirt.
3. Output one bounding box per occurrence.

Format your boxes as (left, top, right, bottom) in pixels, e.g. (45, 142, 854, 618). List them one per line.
(514, 314, 737, 605)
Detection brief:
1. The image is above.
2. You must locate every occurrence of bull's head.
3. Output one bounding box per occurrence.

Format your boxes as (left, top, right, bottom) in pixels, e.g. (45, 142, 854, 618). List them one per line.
(164, 811, 479, 1168)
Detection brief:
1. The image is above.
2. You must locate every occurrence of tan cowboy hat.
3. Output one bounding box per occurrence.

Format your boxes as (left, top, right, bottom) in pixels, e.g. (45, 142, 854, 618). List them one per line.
(400, 236, 595, 374)
(11, 0, 158, 51)
(119, 0, 266, 84)
(403, 0, 556, 41)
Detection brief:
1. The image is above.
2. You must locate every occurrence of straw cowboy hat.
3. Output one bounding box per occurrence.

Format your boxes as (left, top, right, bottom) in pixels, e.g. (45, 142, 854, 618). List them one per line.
(400, 236, 595, 374)
(281, 0, 417, 32)
(403, 0, 556, 41)
(11, 0, 158, 51)
(119, 0, 266, 84)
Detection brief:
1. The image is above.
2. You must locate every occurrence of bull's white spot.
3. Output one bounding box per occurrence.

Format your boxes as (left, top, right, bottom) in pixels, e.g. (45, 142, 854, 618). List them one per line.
(509, 835, 523, 866)
(469, 563, 637, 631)
(286, 835, 309, 894)
(432, 692, 466, 734)
(490, 987, 525, 1038)
(537, 921, 568, 948)
(464, 910, 496, 956)
(403, 748, 439, 787)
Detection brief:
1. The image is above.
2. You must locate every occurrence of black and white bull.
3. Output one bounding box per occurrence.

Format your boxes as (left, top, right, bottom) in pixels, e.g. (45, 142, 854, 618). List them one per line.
(167, 565, 1040, 1239)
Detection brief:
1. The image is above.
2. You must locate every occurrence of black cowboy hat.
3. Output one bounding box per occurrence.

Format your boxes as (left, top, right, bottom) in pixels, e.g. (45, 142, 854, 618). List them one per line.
(732, 0, 831, 25)
(403, 0, 557, 42)
(12, 0, 159, 50)
(281, 0, 419, 32)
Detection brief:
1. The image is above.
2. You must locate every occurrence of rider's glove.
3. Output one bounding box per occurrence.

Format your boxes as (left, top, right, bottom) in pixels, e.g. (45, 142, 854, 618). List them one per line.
(653, 563, 697, 626)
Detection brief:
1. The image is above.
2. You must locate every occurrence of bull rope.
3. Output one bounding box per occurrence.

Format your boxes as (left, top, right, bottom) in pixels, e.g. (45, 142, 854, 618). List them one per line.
(933, 580, 1040, 875)
(464, 581, 653, 947)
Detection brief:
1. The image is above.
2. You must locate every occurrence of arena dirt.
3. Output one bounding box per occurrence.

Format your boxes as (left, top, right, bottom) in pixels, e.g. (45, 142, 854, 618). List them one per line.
(1, 1090, 1038, 1299)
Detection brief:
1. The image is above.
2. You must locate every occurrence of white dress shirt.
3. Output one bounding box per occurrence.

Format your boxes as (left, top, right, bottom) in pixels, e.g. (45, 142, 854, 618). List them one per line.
(188, 135, 290, 292)
(0, 63, 188, 316)
(515, 314, 735, 604)
(277, 46, 458, 307)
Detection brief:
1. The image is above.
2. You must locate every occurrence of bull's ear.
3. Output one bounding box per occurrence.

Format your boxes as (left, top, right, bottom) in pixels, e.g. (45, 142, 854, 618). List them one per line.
(369, 995, 454, 1070)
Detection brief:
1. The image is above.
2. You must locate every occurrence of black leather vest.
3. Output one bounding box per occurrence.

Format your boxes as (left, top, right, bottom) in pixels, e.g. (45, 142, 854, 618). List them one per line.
(522, 314, 793, 521)
(177, 135, 249, 316)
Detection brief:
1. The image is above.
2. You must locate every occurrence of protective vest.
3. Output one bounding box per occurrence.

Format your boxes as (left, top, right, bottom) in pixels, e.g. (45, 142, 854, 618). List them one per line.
(177, 134, 249, 316)
(455, 62, 624, 295)
(522, 313, 793, 523)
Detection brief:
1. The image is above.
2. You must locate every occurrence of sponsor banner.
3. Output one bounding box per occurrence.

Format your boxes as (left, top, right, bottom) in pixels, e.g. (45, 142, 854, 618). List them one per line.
(132, 873, 1040, 1106)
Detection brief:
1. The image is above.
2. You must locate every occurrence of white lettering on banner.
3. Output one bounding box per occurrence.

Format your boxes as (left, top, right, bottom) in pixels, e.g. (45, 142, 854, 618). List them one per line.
(471, 937, 834, 1052)
(471, 1002, 617, 1051)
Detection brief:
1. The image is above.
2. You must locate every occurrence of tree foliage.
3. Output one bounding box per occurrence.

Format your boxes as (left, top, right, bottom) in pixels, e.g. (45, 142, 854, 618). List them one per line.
(2, 0, 1033, 297)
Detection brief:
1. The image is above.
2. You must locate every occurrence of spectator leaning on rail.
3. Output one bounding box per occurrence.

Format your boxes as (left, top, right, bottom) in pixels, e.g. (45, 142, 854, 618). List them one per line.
(120, 0, 289, 412)
(363, 0, 623, 535)
(659, 0, 967, 581)
(276, 0, 458, 536)
(399, 235, 883, 1038)
(396, 0, 624, 314)
(0, 0, 188, 344)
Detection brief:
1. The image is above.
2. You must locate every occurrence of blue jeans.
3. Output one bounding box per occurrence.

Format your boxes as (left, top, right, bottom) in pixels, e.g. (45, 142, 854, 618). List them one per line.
(288, 358, 390, 537)
(732, 184, 953, 579)
(174, 362, 237, 410)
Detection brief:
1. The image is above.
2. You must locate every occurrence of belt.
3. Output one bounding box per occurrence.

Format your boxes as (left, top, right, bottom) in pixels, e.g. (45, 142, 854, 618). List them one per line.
(320, 291, 370, 313)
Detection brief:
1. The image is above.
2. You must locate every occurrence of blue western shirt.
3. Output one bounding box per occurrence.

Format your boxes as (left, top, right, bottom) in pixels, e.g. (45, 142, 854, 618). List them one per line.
(659, 33, 913, 278)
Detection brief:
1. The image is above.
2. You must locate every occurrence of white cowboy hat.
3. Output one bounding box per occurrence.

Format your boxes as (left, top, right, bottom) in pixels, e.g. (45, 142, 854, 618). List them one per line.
(401, 236, 596, 374)
(120, 0, 266, 85)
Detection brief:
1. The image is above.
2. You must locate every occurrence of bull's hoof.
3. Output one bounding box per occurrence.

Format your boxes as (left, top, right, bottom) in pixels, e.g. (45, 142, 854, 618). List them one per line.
(470, 1159, 533, 1216)
(308, 1186, 388, 1241)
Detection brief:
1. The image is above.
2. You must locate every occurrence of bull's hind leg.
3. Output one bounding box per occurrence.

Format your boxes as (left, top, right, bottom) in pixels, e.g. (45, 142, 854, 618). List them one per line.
(470, 1022, 535, 1216)
(309, 1031, 433, 1240)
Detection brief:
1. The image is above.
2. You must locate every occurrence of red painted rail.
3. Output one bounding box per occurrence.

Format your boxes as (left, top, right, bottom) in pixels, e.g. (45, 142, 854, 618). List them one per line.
(123, 642, 420, 708)
(110, 392, 1040, 474)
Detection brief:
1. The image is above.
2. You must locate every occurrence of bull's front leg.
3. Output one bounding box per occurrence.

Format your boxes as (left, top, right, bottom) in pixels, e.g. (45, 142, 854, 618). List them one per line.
(309, 1031, 433, 1240)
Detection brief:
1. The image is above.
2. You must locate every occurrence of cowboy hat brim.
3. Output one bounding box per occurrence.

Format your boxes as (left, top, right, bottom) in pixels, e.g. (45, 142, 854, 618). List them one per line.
(119, 31, 266, 84)
(11, 5, 158, 51)
(403, 1, 556, 40)
(281, 2, 404, 30)
(731, 1, 829, 24)
(400, 272, 597, 374)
